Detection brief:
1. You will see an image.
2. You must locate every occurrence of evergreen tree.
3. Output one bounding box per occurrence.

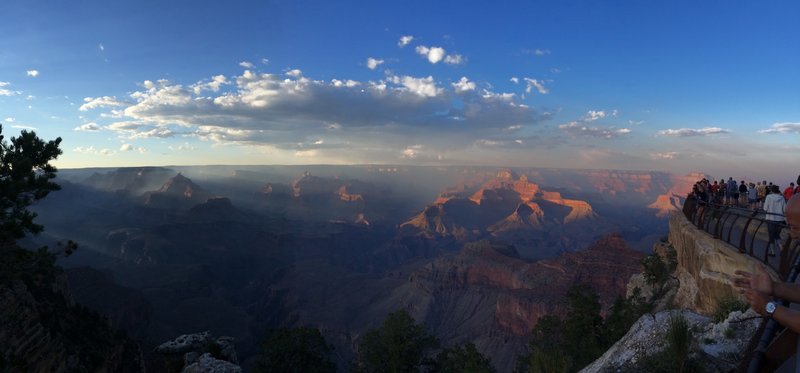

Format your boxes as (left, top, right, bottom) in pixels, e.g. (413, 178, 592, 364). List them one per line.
(255, 327, 336, 373)
(431, 343, 495, 373)
(352, 310, 438, 373)
(0, 125, 62, 246)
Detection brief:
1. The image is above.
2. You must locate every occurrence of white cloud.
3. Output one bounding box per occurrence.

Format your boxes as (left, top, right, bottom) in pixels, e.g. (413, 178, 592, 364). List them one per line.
(444, 54, 465, 65)
(26, 70, 39, 77)
(239, 61, 254, 68)
(759, 122, 800, 134)
(366, 57, 384, 70)
(401, 144, 423, 159)
(452, 77, 476, 93)
(261, 58, 269, 65)
(510, 77, 519, 84)
(99, 43, 105, 51)
(415, 46, 446, 64)
(73, 146, 114, 155)
(120, 143, 134, 151)
(584, 110, 606, 122)
(286, 69, 302, 77)
(74, 122, 102, 132)
(398, 35, 414, 47)
(89, 69, 543, 161)
(559, 121, 632, 139)
(11, 124, 37, 130)
(550, 68, 561, 74)
(650, 151, 679, 160)
(534, 49, 550, 56)
(192, 75, 228, 94)
(524, 78, 549, 94)
(295, 149, 319, 157)
(0, 81, 20, 96)
(169, 142, 196, 151)
(80, 96, 128, 111)
(4, 117, 15, 122)
(657, 127, 729, 136)
(390, 75, 442, 97)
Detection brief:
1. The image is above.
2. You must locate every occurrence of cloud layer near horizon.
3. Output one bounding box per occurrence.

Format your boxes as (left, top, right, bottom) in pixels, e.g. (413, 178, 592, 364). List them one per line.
(81, 69, 548, 162)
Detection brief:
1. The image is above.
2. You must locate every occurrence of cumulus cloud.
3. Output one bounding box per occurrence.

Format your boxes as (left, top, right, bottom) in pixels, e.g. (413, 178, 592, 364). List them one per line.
(415, 46, 446, 64)
(26, 70, 39, 77)
(0, 81, 20, 96)
(584, 110, 606, 122)
(401, 144, 423, 159)
(444, 54, 465, 65)
(74, 122, 102, 132)
(192, 75, 228, 94)
(239, 61, 254, 68)
(657, 127, 729, 136)
(452, 77, 476, 93)
(559, 122, 632, 139)
(120, 143, 133, 151)
(389, 75, 443, 97)
(80, 96, 128, 111)
(398, 35, 414, 47)
(4, 117, 15, 123)
(366, 57, 384, 70)
(510, 77, 519, 84)
(286, 69, 302, 77)
(524, 78, 549, 94)
(87, 68, 544, 162)
(759, 122, 800, 134)
(73, 146, 114, 155)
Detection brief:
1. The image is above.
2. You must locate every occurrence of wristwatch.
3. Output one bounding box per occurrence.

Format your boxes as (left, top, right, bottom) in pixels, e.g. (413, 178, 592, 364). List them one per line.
(766, 301, 777, 318)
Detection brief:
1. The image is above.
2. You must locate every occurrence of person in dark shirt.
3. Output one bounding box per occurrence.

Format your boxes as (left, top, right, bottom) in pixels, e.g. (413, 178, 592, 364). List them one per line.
(739, 180, 748, 207)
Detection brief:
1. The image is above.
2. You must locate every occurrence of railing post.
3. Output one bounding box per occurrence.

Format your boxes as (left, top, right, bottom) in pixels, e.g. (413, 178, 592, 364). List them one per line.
(739, 210, 759, 253)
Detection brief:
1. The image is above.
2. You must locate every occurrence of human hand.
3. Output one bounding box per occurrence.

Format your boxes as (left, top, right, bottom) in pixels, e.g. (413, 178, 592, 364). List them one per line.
(734, 265, 773, 296)
(742, 288, 771, 316)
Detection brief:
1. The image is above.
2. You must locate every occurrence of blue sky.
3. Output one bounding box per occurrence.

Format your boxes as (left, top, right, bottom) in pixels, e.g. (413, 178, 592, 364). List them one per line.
(1, 0, 798, 179)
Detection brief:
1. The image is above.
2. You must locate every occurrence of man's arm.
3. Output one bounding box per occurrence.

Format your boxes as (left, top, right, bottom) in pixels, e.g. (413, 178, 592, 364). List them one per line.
(773, 281, 800, 304)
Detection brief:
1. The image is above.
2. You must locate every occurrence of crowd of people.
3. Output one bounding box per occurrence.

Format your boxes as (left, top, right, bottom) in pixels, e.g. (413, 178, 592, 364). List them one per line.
(684, 175, 800, 257)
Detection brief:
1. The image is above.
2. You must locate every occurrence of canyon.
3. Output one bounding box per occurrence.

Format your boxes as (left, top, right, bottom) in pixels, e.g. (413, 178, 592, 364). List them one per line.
(19, 165, 699, 371)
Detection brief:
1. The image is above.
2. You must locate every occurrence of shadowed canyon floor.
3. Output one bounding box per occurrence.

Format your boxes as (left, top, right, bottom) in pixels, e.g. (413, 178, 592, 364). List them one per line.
(24, 165, 699, 371)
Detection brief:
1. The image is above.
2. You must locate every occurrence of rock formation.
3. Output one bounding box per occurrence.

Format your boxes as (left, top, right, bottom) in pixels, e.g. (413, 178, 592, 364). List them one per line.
(144, 173, 212, 209)
(156, 331, 241, 373)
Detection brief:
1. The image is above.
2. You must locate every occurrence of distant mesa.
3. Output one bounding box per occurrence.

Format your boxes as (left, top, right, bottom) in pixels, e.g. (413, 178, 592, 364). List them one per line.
(83, 166, 174, 195)
(144, 173, 213, 209)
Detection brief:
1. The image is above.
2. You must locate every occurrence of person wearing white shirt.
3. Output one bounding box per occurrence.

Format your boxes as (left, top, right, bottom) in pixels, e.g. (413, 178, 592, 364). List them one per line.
(764, 185, 787, 256)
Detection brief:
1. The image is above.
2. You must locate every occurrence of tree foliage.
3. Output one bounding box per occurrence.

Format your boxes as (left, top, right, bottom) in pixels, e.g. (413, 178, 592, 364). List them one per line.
(255, 327, 336, 373)
(431, 343, 495, 373)
(517, 283, 652, 373)
(352, 310, 438, 373)
(0, 125, 62, 244)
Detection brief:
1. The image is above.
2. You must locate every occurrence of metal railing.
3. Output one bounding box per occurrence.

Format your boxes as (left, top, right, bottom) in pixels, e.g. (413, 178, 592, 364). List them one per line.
(687, 199, 800, 281)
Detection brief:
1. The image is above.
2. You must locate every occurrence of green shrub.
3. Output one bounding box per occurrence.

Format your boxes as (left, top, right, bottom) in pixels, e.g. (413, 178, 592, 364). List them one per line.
(642, 254, 669, 286)
(712, 295, 749, 323)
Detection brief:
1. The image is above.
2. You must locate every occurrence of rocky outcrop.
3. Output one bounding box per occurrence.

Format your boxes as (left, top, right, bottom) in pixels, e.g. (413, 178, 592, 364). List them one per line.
(540, 191, 598, 223)
(488, 202, 544, 233)
(83, 166, 175, 196)
(156, 331, 240, 373)
(581, 309, 761, 372)
(668, 212, 777, 314)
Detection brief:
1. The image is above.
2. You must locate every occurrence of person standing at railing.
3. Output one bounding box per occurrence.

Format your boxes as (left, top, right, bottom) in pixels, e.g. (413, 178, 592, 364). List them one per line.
(734, 195, 800, 331)
(739, 180, 748, 207)
(757, 181, 767, 210)
(784, 182, 796, 202)
(728, 177, 738, 206)
(764, 185, 787, 257)
(748, 182, 758, 210)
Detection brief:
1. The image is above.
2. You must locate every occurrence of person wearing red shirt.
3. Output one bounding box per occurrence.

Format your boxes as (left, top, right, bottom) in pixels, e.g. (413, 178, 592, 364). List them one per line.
(785, 182, 796, 201)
